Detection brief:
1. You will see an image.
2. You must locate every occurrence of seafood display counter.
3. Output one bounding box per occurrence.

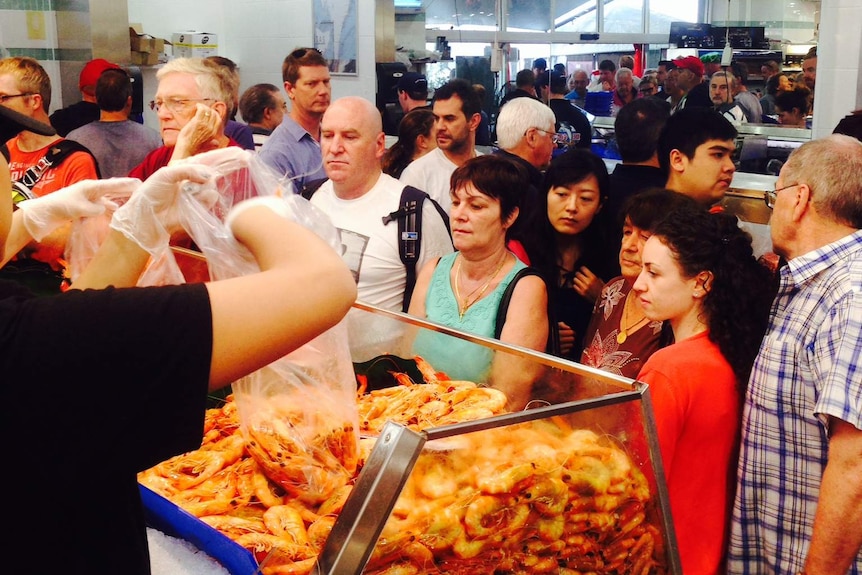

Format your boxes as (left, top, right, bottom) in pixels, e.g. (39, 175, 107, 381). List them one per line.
(139, 302, 681, 575)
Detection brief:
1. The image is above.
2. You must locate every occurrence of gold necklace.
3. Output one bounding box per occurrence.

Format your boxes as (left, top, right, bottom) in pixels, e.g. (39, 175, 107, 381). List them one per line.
(454, 253, 508, 320)
(617, 290, 650, 344)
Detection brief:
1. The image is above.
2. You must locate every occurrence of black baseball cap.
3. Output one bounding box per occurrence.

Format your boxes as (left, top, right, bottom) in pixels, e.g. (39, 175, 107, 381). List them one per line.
(0, 105, 56, 142)
(397, 72, 428, 98)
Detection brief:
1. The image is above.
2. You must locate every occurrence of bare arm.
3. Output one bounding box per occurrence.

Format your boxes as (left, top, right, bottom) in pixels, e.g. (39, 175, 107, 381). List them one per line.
(0, 158, 10, 258)
(406, 257, 439, 319)
(803, 417, 862, 574)
(70, 229, 151, 290)
(206, 204, 356, 389)
(489, 275, 549, 409)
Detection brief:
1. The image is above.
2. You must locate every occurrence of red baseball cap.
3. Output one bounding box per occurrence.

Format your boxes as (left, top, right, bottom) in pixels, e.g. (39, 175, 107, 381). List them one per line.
(673, 55, 705, 77)
(79, 58, 121, 91)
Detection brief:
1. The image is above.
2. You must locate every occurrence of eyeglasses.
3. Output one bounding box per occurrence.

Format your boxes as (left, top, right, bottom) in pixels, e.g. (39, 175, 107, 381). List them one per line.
(289, 47, 322, 60)
(764, 183, 798, 209)
(149, 98, 214, 114)
(530, 128, 566, 146)
(0, 93, 35, 104)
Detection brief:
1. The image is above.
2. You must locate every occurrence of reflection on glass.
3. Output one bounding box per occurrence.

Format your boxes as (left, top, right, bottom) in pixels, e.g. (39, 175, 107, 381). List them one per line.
(554, 0, 598, 32)
(650, 0, 698, 34)
(507, 0, 552, 32)
(425, 0, 498, 30)
(603, 0, 644, 34)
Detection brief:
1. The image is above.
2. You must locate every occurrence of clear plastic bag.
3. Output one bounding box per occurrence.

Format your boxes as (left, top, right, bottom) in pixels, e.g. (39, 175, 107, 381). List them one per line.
(67, 151, 358, 504)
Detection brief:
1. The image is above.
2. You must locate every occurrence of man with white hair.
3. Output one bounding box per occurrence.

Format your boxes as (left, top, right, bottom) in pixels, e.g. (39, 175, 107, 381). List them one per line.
(492, 96, 556, 257)
(612, 68, 637, 115)
(129, 57, 239, 180)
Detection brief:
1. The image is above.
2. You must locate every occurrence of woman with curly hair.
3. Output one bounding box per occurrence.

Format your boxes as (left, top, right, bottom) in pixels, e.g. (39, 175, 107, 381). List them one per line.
(632, 205, 776, 575)
(381, 108, 436, 179)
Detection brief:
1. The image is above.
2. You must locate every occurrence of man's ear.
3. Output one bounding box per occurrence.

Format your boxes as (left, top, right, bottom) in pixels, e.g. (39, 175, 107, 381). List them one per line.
(791, 183, 813, 223)
(284, 82, 295, 100)
(668, 149, 687, 173)
(211, 101, 229, 121)
(468, 112, 481, 131)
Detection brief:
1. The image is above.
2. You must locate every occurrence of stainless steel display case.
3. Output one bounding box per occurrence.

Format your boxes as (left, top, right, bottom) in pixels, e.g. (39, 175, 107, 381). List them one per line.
(305, 302, 681, 575)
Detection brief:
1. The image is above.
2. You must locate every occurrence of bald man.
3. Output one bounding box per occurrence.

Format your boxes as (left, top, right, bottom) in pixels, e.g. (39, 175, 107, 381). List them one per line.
(308, 96, 452, 312)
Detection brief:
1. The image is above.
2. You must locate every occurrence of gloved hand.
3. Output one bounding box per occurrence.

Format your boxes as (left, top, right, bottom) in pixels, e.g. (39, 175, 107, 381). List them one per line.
(176, 146, 253, 175)
(110, 163, 216, 254)
(17, 178, 140, 241)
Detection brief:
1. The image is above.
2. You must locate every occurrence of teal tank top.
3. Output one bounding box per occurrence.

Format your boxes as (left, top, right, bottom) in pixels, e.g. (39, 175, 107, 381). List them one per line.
(412, 252, 526, 382)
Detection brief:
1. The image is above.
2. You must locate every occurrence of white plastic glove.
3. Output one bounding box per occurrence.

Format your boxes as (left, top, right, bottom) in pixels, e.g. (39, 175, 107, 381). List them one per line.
(175, 146, 253, 175)
(109, 163, 217, 254)
(17, 178, 140, 241)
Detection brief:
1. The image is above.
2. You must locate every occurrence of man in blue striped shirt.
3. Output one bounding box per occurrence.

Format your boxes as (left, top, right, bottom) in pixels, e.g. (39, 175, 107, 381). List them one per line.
(728, 134, 862, 574)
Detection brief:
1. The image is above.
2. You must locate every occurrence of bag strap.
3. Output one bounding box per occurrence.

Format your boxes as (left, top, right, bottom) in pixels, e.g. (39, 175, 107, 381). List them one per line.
(382, 185, 451, 312)
(7, 140, 100, 192)
(299, 177, 329, 200)
(495, 267, 560, 355)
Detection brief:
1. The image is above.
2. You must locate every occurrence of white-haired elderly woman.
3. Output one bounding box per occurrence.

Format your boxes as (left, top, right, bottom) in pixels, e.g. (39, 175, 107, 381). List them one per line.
(491, 95, 558, 263)
(130, 57, 240, 180)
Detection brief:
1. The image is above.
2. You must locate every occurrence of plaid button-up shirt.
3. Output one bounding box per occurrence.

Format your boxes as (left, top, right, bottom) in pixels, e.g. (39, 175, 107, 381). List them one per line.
(728, 230, 862, 574)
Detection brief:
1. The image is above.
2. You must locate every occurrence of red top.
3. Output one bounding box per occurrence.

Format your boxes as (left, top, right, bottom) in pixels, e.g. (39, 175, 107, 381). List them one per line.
(637, 331, 739, 575)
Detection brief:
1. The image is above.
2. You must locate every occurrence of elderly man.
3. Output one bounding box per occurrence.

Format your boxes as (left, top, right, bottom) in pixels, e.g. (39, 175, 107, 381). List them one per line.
(728, 134, 862, 574)
(309, 96, 452, 312)
(400, 78, 483, 214)
(129, 57, 237, 180)
(612, 67, 637, 115)
(0, 56, 99, 278)
(259, 47, 331, 193)
(492, 96, 556, 258)
(710, 70, 747, 125)
(564, 69, 589, 107)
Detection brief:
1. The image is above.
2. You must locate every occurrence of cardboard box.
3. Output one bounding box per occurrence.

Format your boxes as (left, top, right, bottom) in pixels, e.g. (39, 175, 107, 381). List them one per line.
(171, 31, 218, 59)
(130, 50, 159, 66)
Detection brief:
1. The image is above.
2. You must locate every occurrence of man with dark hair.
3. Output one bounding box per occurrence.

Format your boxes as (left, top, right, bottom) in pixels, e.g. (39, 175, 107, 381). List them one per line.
(500, 69, 538, 107)
(729, 60, 763, 123)
(49, 58, 121, 136)
(589, 59, 617, 92)
(239, 83, 286, 151)
(802, 46, 817, 92)
(397, 72, 430, 114)
(656, 60, 674, 92)
(259, 47, 331, 192)
(532, 57, 549, 94)
(546, 73, 592, 150)
(658, 106, 737, 207)
(607, 98, 670, 221)
(400, 78, 482, 213)
(66, 69, 162, 178)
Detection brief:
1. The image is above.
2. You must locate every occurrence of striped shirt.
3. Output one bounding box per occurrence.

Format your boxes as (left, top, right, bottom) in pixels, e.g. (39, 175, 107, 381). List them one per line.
(728, 229, 862, 574)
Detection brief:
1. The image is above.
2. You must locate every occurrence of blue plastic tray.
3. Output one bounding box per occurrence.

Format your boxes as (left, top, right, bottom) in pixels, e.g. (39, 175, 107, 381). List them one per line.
(140, 484, 260, 575)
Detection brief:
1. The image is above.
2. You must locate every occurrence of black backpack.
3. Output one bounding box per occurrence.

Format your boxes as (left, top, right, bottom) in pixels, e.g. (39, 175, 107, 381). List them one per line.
(301, 178, 452, 312)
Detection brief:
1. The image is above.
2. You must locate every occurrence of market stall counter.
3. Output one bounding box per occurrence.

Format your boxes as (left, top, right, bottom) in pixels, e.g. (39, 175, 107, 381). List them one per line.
(139, 302, 682, 575)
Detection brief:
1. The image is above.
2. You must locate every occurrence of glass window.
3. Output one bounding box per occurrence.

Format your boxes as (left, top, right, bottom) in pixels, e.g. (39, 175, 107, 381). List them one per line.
(603, 0, 644, 34)
(554, 0, 598, 33)
(507, 0, 553, 32)
(649, 0, 698, 34)
(424, 0, 497, 30)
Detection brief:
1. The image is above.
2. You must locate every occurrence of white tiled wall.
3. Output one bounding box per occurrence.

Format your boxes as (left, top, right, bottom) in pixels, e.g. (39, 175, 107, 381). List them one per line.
(127, 0, 376, 130)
